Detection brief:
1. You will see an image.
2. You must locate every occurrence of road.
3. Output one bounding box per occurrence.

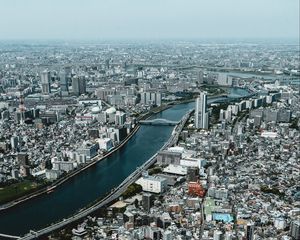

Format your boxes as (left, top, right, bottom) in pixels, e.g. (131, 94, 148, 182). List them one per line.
(19, 111, 192, 240)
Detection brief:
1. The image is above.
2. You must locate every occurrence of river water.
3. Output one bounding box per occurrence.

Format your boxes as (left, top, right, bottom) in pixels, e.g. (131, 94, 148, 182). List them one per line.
(0, 88, 249, 235)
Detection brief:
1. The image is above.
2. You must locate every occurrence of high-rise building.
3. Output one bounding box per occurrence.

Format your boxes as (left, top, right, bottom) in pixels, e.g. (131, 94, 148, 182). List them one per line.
(72, 76, 86, 96)
(290, 220, 300, 240)
(41, 70, 51, 94)
(140, 92, 146, 105)
(245, 222, 254, 240)
(10, 136, 19, 150)
(198, 71, 204, 84)
(142, 193, 153, 212)
(146, 92, 151, 105)
(156, 92, 162, 106)
(64, 66, 72, 77)
(140, 91, 161, 106)
(195, 92, 209, 129)
(60, 72, 69, 92)
(60, 66, 72, 92)
(115, 111, 126, 125)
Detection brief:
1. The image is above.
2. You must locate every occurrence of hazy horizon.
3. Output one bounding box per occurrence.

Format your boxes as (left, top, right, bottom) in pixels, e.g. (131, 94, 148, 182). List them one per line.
(0, 0, 299, 40)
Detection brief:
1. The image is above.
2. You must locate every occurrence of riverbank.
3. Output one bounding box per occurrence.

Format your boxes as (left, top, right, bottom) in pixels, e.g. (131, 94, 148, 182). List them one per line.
(0, 102, 175, 211)
(0, 87, 253, 211)
(0, 124, 141, 211)
(0, 87, 253, 236)
(19, 109, 194, 240)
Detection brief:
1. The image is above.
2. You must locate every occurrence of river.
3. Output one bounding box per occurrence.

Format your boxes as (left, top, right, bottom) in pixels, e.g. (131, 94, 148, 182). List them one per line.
(0, 88, 249, 235)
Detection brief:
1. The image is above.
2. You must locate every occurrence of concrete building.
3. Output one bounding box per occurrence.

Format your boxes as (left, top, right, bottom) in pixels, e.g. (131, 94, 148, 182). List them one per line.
(290, 220, 300, 240)
(41, 70, 51, 94)
(98, 138, 113, 151)
(140, 91, 161, 106)
(60, 72, 69, 92)
(157, 150, 182, 165)
(195, 92, 209, 129)
(246, 222, 255, 240)
(115, 111, 126, 125)
(136, 175, 167, 193)
(72, 76, 86, 96)
(142, 193, 154, 212)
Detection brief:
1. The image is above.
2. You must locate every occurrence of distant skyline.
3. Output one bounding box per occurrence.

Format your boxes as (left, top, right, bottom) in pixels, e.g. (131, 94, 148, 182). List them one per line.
(0, 0, 299, 40)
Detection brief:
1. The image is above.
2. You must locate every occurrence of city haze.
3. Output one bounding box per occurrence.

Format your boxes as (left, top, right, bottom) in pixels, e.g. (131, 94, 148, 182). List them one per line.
(0, 0, 299, 40)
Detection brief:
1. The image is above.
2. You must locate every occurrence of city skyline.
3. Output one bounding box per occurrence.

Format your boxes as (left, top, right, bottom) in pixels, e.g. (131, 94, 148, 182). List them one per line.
(0, 1, 299, 239)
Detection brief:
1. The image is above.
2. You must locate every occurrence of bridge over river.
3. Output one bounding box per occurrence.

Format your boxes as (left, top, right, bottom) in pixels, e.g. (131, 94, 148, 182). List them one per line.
(139, 118, 179, 126)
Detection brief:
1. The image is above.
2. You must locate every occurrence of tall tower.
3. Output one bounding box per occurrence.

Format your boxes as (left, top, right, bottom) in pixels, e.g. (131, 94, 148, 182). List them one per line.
(195, 92, 209, 129)
(245, 222, 254, 240)
(72, 76, 86, 96)
(18, 92, 26, 124)
(60, 72, 69, 92)
(41, 70, 51, 94)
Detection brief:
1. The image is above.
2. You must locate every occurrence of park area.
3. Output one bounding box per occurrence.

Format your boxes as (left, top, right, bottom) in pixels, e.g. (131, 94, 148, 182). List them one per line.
(0, 181, 39, 204)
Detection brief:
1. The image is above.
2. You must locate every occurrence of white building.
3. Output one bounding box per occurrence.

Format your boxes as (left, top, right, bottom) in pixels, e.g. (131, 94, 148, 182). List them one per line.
(98, 138, 113, 151)
(136, 175, 167, 193)
(52, 161, 76, 172)
(163, 164, 187, 175)
(261, 131, 278, 138)
(41, 70, 51, 94)
(274, 218, 286, 230)
(195, 92, 209, 129)
(115, 111, 126, 125)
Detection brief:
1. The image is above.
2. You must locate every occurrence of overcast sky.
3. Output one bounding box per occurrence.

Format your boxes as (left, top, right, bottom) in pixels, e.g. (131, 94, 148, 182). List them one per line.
(0, 0, 299, 40)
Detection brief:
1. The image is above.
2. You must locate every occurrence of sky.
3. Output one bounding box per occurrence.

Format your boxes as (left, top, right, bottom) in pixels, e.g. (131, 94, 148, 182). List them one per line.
(0, 0, 299, 40)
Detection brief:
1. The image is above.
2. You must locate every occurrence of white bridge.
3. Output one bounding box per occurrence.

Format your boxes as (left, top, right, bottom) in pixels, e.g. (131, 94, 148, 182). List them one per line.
(139, 118, 179, 126)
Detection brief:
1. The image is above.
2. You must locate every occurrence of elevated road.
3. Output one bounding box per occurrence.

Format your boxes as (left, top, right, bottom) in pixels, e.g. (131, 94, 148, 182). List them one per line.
(0, 233, 20, 239)
(19, 111, 193, 240)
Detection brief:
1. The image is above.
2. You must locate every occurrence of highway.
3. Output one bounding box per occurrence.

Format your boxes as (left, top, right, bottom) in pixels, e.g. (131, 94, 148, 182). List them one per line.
(19, 110, 192, 240)
(0, 234, 20, 239)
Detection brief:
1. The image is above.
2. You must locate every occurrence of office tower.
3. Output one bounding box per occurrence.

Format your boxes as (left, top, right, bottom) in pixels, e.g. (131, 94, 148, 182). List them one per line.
(10, 136, 19, 150)
(245, 222, 254, 240)
(115, 111, 126, 125)
(146, 92, 151, 105)
(217, 73, 228, 85)
(198, 71, 204, 84)
(72, 76, 86, 96)
(60, 72, 68, 92)
(142, 193, 153, 212)
(140, 92, 146, 105)
(115, 127, 127, 142)
(264, 109, 278, 123)
(105, 59, 110, 69)
(278, 109, 291, 123)
(195, 92, 209, 129)
(41, 70, 51, 94)
(151, 92, 156, 104)
(156, 92, 162, 106)
(64, 66, 72, 77)
(140, 92, 161, 106)
(64, 66, 72, 91)
(290, 220, 300, 240)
